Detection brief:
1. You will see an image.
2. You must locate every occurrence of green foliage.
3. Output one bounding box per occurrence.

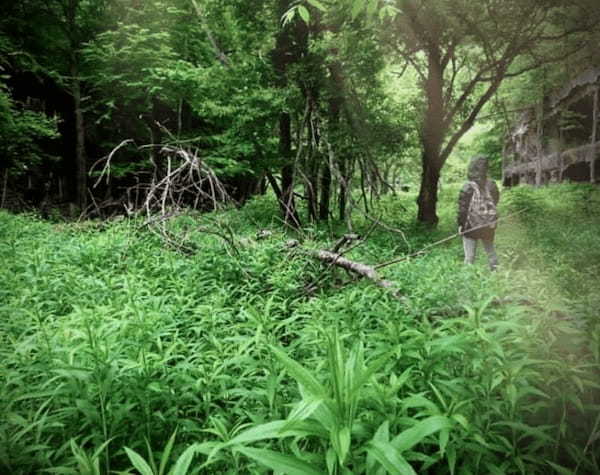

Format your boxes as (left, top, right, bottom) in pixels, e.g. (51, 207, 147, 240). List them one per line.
(83, 24, 180, 110)
(124, 430, 199, 475)
(451, 122, 504, 181)
(1, 184, 599, 473)
(0, 82, 59, 173)
(79, 0, 284, 180)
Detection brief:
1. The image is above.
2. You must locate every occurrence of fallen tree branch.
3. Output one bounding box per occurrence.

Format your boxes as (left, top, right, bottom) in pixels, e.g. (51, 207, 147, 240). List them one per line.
(286, 240, 399, 295)
(330, 233, 360, 253)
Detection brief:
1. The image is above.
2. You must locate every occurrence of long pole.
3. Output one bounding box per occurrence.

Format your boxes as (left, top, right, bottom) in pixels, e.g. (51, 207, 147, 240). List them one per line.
(375, 209, 528, 270)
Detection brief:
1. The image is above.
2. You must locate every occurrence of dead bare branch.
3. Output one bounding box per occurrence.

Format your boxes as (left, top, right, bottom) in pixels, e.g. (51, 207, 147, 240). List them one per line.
(286, 239, 400, 298)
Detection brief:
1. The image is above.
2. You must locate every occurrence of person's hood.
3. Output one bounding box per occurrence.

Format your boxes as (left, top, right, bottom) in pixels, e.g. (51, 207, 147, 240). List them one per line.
(467, 155, 489, 182)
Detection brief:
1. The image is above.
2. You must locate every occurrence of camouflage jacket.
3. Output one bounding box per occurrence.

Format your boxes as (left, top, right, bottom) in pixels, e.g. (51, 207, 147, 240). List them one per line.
(457, 179, 500, 240)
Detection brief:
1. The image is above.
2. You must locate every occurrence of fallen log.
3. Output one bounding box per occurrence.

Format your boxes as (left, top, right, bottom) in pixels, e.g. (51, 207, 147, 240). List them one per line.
(286, 240, 398, 293)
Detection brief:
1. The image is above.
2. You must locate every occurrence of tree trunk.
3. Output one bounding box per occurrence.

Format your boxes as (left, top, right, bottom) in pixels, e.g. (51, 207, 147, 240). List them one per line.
(416, 47, 445, 226)
(305, 104, 319, 222)
(326, 60, 343, 222)
(591, 88, 598, 183)
(278, 112, 301, 228)
(338, 156, 348, 221)
(416, 154, 441, 226)
(71, 63, 87, 210)
(1, 167, 8, 209)
(319, 163, 331, 220)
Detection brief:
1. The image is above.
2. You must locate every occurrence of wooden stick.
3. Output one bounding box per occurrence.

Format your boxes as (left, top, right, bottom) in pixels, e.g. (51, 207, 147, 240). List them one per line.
(286, 240, 396, 291)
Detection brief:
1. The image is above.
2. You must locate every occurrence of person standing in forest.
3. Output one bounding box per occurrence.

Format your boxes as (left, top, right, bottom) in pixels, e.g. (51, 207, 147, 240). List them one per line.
(457, 155, 500, 270)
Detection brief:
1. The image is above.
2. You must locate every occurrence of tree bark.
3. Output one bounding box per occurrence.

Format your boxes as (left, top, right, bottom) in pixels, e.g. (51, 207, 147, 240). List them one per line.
(416, 155, 441, 226)
(319, 162, 331, 220)
(1, 168, 8, 209)
(324, 59, 343, 222)
(71, 62, 87, 210)
(279, 112, 301, 228)
(324, 58, 348, 222)
(416, 47, 445, 226)
(305, 102, 319, 222)
(591, 88, 598, 183)
(338, 156, 348, 221)
(286, 240, 396, 291)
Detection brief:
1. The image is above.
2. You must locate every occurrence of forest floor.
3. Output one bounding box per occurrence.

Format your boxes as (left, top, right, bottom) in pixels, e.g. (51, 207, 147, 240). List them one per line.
(1, 182, 599, 474)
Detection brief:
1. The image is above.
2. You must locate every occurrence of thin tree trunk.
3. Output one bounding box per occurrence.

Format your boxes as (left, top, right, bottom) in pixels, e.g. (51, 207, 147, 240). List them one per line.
(319, 163, 331, 220)
(338, 156, 347, 221)
(71, 63, 87, 210)
(279, 112, 301, 228)
(1, 168, 8, 208)
(177, 98, 183, 136)
(535, 102, 543, 186)
(305, 105, 319, 222)
(591, 88, 598, 183)
(325, 59, 342, 221)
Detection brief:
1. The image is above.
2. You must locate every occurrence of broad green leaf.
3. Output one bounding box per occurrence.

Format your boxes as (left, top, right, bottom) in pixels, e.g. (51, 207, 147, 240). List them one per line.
(451, 414, 469, 430)
(270, 345, 327, 398)
(91, 439, 113, 462)
(159, 430, 178, 475)
(351, 0, 365, 20)
(307, 0, 327, 11)
(224, 420, 327, 447)
(282, 397, 324, 430)
(367, 440, 417, 475)
(373, 420, 390, 443)
(391, 416, 453, 452)
(70, 440, 94, 474)
(438, 428, 449, 456)
(281, 9, 296, 26)
(333, 425, 351, 465)
(224, 420, 290, 446)
(402, 394, 440, 414)
(326, 448, 336, 475)
(167, 444, 197, 475)
(235, 446, 323, 475)
(545, 460, 575, 475)
(298, 5, 310, 23)
(313, 401, 336, 431)
(491, 421, 554, 443)
(447, 445, 456, 475)
(483, 462, 507, 475)
(44, 467, 78, 474)
(124, 447, 155, 475)
(395, 366, 413, 389)
(352, 350, 392, 394)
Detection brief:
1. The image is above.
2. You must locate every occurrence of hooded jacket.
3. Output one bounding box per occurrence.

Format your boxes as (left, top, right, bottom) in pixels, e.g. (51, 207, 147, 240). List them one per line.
(457, 156, 500, 240)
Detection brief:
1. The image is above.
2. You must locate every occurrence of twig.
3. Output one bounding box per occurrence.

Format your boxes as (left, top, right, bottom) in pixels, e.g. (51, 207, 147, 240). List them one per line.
(287, 240, 399, 294)
(90, 139, 133, 188)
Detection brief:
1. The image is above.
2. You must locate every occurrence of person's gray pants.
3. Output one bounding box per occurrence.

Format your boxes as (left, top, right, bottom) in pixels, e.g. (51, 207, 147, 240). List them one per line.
(463, 236, 498, 270)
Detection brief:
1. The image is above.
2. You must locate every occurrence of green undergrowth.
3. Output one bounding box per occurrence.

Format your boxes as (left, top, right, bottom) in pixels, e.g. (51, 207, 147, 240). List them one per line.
(0, 183, 599, 474)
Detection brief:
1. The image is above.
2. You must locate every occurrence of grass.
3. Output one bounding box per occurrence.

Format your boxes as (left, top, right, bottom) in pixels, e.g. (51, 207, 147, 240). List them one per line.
(0, 183, 599, 474)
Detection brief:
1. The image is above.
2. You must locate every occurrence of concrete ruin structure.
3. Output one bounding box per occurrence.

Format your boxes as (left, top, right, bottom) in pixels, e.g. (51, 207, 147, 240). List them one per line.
(503, 68, 600, 187)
